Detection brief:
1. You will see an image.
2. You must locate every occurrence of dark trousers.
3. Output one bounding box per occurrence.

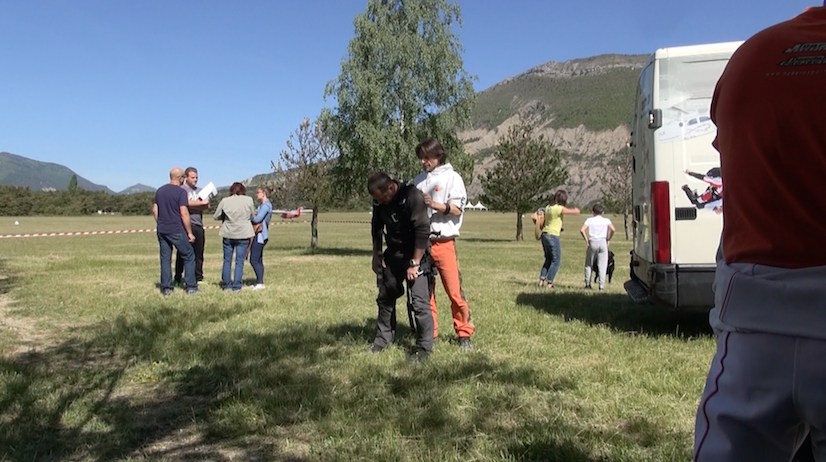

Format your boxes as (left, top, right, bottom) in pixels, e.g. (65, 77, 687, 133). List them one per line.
(374, 258, 434, 354)
(158, 232, 195, 292)
(249, 238, 267, 284)
(175, 224, 204, 282)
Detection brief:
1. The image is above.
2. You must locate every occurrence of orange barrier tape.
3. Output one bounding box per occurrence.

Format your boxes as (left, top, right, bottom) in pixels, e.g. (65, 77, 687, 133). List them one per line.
(0, 221, 316, 239)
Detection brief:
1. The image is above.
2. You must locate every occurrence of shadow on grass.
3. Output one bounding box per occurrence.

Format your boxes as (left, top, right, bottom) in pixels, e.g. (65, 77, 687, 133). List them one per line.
(460, 237, 514, 243)
(517, 291, 713, 339)
(0, 258, 18, 295)
(300, 246, 372, 257)
(0, 299, 693, 461)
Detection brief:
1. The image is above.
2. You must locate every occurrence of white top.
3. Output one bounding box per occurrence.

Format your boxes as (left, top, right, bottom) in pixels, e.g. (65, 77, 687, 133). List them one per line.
(584, 215, 613, 241)
(413, 162, 467, 239)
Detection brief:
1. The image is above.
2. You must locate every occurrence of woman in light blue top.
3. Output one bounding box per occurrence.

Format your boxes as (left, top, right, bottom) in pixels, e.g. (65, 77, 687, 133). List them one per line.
(249, 186, 273, 290)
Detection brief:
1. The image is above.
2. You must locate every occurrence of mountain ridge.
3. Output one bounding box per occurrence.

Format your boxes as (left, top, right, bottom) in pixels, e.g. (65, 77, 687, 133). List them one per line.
(0, 152, 115, 193)
(119, 183, 157, 195)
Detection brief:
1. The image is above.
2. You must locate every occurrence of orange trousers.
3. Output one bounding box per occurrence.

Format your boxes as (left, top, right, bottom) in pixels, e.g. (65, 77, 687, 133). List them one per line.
(429, 239, 474, 339)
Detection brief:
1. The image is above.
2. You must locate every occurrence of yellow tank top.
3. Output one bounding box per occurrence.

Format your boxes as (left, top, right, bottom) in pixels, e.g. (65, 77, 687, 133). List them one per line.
(542, 205, 564, 236)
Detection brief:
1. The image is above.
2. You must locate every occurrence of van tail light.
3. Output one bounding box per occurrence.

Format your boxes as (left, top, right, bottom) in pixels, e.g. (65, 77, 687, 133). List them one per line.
(651, 181, 671, 264)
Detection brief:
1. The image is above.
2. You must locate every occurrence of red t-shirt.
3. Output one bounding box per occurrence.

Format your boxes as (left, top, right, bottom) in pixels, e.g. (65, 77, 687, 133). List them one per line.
(712, 7, 826, 268)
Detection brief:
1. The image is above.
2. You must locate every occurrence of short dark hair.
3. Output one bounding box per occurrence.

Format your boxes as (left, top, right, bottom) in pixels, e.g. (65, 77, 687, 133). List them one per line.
(592, 203, 604, 215)
(554, 190, 568, 206)
(415, 138, 447, 164)
(230, 182, 246, 196)
(367, 172, 394, 195)
(184, 166, 198, 176)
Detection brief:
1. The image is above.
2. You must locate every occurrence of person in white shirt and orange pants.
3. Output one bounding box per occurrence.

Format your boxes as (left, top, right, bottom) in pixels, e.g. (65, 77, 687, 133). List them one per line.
(413, 138, 475, 352)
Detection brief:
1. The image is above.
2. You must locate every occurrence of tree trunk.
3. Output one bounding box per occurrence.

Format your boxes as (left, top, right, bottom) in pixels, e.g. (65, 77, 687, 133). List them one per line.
(310, 206, 319, 249)
(516, 211, 523, 241)
(624, 212, 630, 240)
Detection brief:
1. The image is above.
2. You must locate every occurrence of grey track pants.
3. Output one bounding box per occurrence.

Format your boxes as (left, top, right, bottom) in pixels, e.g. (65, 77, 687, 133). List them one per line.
(584, 239, 608, 289)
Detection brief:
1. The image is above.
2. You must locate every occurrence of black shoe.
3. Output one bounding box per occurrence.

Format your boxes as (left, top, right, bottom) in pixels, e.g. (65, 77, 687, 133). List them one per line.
(367, 343, 385, 354)
(409, 350, 431, 362)
(585, 284, 592, 290)
(161, 288, 173, 297)
(458, 337, 473, 352)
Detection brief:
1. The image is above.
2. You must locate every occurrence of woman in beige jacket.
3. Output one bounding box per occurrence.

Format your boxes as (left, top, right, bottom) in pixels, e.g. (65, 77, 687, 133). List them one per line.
(213, 182, 255, 291)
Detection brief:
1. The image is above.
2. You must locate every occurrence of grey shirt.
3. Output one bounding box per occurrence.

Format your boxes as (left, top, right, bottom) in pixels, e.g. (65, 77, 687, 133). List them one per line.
(182, 184, 203, 227)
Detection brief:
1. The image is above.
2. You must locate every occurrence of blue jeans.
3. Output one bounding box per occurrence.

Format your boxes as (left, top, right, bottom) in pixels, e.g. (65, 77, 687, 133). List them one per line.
(222, 238, 250, 290)
(249, 239, 267, 284)
(158, 232, 196, 292)
(540, 233, 562, 282)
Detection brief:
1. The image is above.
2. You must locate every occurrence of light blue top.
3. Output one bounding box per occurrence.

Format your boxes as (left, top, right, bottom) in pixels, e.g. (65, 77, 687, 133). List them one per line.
(253, 199, 273, 244)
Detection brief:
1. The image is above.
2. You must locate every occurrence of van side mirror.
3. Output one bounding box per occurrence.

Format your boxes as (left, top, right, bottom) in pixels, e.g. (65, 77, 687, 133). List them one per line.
(648, 109, 662, 129)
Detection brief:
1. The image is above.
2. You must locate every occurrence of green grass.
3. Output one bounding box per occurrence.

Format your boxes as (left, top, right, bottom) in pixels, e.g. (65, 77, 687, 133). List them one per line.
(0, 213, 713, 461)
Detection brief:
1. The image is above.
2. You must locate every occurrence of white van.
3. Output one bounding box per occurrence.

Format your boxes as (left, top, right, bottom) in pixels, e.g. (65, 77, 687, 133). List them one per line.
(624, 41, 742, 310)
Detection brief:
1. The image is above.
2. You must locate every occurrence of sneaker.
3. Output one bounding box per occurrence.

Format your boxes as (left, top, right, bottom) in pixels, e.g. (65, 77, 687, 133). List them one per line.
(409, 350, 431, 362)
(252, 284, 266, 291)
(585, 284, 592, 290)
(458, 337, 473, 352)
(186, 288, 199, 295)
(367, 343, 385, 354)
(161, 288, 173, 297)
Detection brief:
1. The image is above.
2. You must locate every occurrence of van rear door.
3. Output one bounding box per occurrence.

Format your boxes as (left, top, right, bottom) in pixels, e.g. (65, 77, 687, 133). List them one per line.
(656, 52, 732, 265)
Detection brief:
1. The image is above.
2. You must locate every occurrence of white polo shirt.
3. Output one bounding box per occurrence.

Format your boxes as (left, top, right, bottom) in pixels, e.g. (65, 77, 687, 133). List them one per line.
(413, 162, 467, 239)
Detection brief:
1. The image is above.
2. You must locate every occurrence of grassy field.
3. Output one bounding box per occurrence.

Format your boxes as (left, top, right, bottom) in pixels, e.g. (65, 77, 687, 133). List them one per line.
(0, 212, 714, 461)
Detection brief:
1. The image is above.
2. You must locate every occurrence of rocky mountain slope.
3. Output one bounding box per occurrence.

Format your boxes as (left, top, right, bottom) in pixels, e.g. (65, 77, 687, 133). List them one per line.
(462, 53, 648, 206)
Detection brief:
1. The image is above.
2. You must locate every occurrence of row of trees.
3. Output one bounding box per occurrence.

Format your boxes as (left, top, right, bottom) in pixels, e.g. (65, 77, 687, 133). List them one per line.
(269, 112, 629, 244)
(0, 186, 155, 217)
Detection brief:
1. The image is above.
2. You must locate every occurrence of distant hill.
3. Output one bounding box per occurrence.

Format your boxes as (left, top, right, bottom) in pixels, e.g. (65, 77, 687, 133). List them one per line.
(460, 53, 649, 205)
(470, 53, 648, 132)
(0, 152, 115, 193)
(119, 183, 156, 195)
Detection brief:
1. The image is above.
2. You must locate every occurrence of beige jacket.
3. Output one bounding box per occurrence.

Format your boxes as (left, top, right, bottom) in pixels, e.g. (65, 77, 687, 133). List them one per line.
(213, 195, 255, 239)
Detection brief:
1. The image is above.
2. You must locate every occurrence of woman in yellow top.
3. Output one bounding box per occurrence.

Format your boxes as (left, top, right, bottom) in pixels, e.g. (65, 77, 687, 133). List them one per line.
(538, 190, 580, 288)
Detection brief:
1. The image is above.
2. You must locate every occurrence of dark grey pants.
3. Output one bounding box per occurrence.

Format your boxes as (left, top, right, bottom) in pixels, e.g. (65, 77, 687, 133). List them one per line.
(374, 258, 434, 354)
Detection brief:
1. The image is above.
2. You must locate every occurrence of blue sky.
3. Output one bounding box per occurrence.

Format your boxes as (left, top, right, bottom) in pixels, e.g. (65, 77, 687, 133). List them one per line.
(0, 0, 817, 192)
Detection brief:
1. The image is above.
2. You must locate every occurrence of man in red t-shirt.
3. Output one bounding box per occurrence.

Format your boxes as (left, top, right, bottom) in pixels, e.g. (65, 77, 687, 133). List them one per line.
(693, 5, 826, 462)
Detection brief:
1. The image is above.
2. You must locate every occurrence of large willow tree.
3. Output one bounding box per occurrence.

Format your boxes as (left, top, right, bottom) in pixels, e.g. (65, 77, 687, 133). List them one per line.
(323, 0, 476, 198)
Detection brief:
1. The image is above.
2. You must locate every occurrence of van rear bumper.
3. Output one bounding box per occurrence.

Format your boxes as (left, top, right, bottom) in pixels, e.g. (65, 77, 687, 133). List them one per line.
(628, 261, 716, 310)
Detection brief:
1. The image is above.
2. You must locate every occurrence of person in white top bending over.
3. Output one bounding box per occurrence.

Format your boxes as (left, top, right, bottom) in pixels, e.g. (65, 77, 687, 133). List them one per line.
(580, 203, 615, 290)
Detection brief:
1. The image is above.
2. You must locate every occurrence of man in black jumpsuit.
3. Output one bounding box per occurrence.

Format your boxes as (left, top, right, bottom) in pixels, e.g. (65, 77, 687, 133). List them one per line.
(367, 172, 434, 361)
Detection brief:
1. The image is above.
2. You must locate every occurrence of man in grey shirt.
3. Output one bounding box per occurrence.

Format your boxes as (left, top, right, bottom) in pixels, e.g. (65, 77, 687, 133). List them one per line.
(175, 166, 210, 284)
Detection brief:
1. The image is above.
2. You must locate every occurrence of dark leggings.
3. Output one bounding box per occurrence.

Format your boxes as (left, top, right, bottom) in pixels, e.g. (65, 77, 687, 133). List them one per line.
(249, 239, 268, 284)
